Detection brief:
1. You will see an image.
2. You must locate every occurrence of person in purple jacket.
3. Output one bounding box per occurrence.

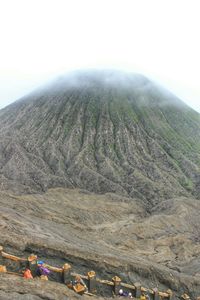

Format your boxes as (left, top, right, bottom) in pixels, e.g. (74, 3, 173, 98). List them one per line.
(37, 261, 50, 278)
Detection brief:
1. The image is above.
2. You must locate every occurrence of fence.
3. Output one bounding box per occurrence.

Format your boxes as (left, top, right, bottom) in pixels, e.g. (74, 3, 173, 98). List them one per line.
(0, 245, 194, 299)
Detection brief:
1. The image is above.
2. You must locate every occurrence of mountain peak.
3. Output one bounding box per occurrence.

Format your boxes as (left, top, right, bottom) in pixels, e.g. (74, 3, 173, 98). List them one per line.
(0, 70, 200, 208)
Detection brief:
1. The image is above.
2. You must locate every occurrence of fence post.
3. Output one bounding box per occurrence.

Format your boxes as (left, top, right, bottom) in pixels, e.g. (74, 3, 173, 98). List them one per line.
(62, 263, 71, 285)
(87, 271, 96, 293)
(0, 265, 7, 273)
(152, 288, 159, 300)
(166, 289, 173, 300)
(112, 276, 122, 295)
(27, 254, 38, 277)
(134, 282, 142, 297)
(0, 246, 3, 255)
(181, 294, 190, 300)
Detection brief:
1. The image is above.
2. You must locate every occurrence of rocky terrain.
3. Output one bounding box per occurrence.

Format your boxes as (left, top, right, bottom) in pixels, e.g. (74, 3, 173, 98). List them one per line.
(0, 70, 200, 208)
(1, 188, 200, 299)
(0, 272, 108, 300)
(0, 273, 84, 300)
(0, 70, 200, 299)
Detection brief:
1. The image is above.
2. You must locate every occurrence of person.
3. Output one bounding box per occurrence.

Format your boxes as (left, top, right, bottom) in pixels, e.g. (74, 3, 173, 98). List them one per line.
(128, 292, 133, 298)
(23, 267, 33, 279)
(145, 294, 150, 300)
(37, 261, 50, 279)
(140, 292, 146, 300)
(181, 294, 190, 300)
(118, 289, 131, 297)
(72, 275, 88, 294)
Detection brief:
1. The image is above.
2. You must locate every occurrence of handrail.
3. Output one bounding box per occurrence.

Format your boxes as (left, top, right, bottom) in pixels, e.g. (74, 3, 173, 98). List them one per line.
(1, 251, 27, 262)
(43, 263, 63, 273)
(0, 245, 193, 299)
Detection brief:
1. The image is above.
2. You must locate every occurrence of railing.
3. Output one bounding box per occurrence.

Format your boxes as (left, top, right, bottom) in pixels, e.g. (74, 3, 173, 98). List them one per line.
(0, 245, 195, 299)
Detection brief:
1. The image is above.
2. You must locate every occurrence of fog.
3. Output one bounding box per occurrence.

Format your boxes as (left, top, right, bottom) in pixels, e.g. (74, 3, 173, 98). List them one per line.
(0, 0, 199, 112)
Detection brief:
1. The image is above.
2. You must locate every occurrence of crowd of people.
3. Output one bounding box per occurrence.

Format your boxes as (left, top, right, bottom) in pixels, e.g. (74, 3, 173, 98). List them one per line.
(22, 260, 50, 280)
(22, 261, 88, 293)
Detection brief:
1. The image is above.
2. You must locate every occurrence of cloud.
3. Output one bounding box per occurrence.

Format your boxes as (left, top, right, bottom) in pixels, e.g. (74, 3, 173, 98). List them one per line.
(0, 0, 199, 112)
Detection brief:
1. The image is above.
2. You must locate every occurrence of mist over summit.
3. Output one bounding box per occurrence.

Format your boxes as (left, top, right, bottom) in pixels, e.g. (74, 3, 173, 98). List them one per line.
(0, 69, 200, 209)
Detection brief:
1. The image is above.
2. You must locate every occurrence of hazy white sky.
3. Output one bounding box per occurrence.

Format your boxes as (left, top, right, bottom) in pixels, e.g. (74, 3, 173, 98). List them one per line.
(0, 0, 200, 112)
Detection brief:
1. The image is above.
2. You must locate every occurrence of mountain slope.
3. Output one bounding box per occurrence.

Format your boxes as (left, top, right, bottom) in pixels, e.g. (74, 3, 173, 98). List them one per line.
(1, 188, 200, 298)
(0, 70, 200, 207)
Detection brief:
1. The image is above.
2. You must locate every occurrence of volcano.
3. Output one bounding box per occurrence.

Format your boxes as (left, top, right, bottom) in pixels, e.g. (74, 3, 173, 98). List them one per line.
(0, 70, 200, 209)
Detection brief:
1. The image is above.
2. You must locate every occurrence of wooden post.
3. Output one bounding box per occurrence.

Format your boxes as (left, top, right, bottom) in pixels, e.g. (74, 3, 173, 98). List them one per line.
(0, 265, 7, 273)
(62, 263, 71, 285)
(152, 288, 159, 300)
(181, 294, 190, 300)
(134, 282, 142, 297)
(0, 246, 3, 256)
(27, 254, 38, 277)
(112, 276, 121, 295)
(166, 289, 173, 300)
(87, 271, 96, 293)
